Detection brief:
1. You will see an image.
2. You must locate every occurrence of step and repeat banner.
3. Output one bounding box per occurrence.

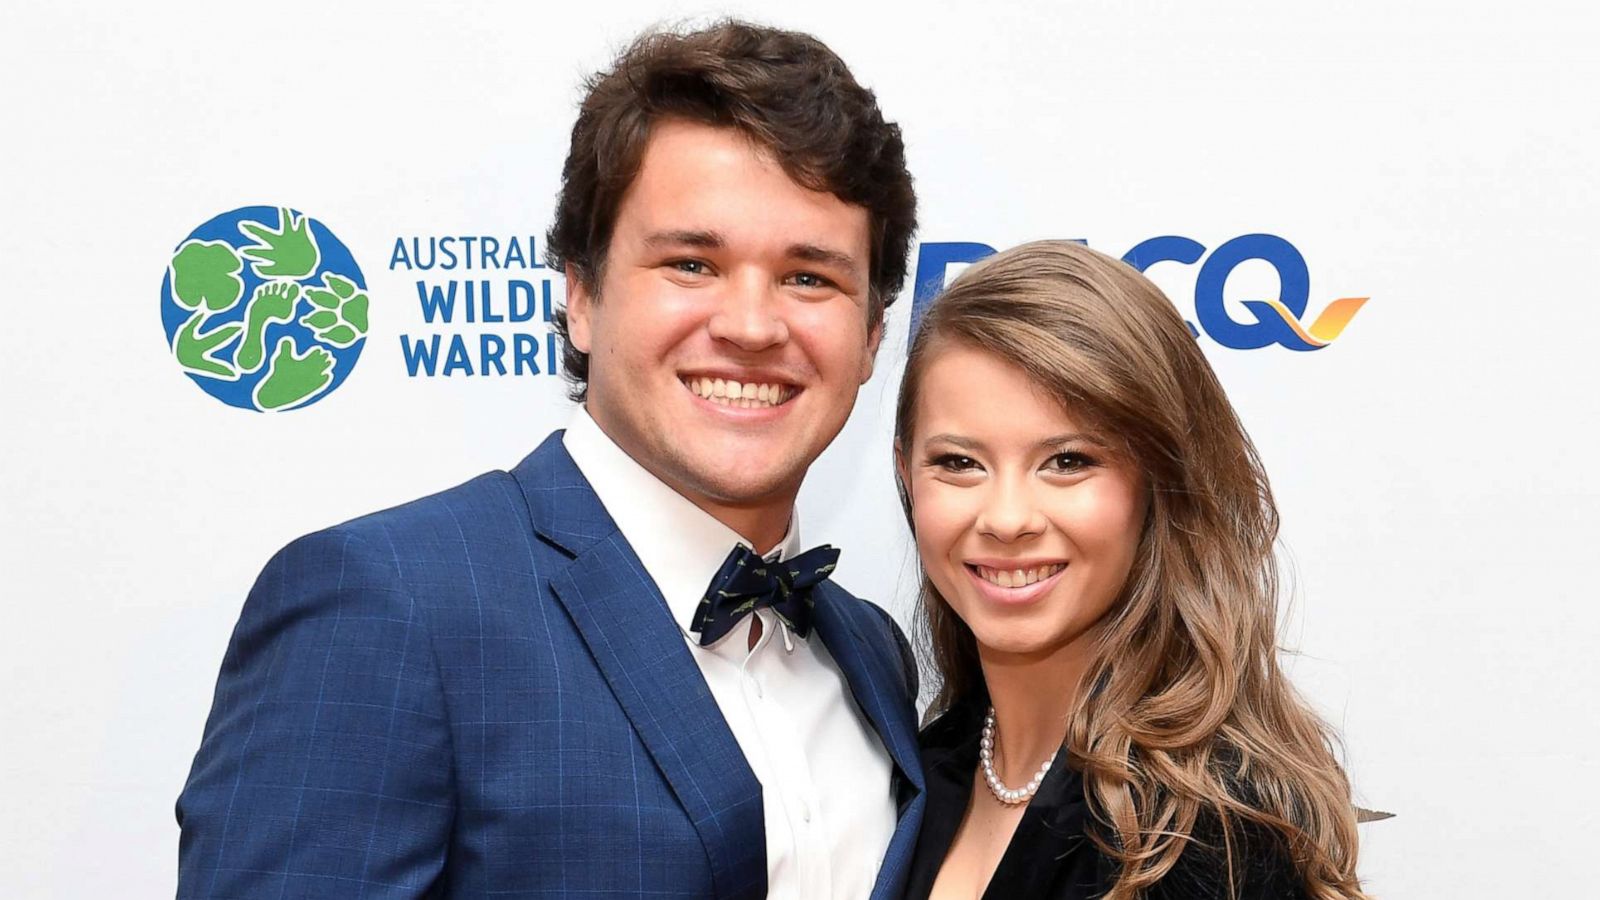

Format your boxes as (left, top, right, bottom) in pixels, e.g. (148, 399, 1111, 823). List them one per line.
(4, 0, 1597, 896)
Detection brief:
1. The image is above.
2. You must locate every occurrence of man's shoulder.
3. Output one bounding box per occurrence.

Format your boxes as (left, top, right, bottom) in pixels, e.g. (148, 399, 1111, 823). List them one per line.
(275, 441, 579, 587)
(301, 433, 579, 559)
(323, 467, 529, 553)
(823, 582, 897, 634)
(819, 581, 918, 703)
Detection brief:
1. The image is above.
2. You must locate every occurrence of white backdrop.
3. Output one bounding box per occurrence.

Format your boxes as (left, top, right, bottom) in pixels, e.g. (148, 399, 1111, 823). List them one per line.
(4, 0, 1598, 896)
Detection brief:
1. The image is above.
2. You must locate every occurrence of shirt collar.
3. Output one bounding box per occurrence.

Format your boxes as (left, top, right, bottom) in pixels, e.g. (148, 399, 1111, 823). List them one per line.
(562, 406, 802, 638)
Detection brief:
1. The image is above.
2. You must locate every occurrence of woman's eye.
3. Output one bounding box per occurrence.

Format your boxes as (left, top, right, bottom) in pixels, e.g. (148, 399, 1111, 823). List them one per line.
(1046, 452, 1096, 473)
(931, 454, 980, 473)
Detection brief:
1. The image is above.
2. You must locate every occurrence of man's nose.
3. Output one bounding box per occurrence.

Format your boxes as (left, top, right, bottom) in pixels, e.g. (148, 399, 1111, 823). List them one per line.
(707, 272, 789, 351)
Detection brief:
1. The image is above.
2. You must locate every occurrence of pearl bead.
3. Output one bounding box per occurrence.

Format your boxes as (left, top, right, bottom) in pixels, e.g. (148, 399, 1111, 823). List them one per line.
(979, 706, 1057, 807)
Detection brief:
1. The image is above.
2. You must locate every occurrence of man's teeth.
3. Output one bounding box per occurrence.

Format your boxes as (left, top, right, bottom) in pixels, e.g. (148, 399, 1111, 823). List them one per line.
(975, 564, 1066, 588)
(685, 377, 794, 409)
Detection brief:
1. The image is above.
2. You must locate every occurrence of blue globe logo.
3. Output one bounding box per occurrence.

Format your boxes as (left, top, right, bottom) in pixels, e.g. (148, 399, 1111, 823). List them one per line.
(160, 206, 368, 411)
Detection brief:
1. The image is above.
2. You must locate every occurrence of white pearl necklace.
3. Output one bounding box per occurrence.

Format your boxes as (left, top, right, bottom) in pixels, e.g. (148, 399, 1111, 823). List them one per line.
(980, 706, 1058, 806)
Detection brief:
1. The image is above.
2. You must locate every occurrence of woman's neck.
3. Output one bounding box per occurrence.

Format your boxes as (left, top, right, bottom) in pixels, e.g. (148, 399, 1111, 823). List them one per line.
(977, 639, 1094, 782)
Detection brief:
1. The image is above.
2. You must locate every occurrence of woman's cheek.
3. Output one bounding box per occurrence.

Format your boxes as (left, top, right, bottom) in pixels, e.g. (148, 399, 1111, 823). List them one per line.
(913, 482, 974, 592)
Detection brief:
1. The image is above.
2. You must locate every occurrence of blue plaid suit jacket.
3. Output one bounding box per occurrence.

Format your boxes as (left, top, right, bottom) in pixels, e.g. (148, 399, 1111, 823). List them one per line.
(177, 433, 925, 899)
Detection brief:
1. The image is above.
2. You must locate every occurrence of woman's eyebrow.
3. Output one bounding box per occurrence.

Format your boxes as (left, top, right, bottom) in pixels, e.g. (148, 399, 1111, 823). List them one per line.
(923, 433, 984, 452)
(1036, 433, 1103, 449)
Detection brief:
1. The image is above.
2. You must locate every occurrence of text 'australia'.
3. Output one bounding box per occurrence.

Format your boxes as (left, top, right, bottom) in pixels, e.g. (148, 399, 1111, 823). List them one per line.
(391, 235, 562, 378)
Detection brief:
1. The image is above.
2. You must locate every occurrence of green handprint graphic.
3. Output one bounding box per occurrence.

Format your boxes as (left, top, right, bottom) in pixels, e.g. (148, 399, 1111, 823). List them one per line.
(170, 241, 245, 312)
(173, 311, 243, 379)
(300, 273, 369, 347)
(162, 206, 370, 412)
(253, 337, 335, 410)
(238, 208, 320, 279)
(235, 281, 301, 373)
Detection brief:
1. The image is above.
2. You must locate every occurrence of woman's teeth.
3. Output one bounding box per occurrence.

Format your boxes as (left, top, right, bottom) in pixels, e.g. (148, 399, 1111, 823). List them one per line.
(685, 377, 794, 409)
(974, 564, 1065, 588)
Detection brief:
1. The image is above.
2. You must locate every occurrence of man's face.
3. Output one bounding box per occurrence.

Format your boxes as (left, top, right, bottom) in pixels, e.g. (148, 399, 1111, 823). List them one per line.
(567, 119, 880, 526)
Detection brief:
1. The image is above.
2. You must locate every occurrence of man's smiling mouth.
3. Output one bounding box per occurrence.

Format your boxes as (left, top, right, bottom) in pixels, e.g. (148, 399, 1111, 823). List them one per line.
(683, 376, 798, 409)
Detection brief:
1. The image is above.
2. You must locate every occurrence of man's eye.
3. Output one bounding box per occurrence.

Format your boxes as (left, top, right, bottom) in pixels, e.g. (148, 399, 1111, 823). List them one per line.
(787, 272, 834, 289)
(671, 260, 709, 275)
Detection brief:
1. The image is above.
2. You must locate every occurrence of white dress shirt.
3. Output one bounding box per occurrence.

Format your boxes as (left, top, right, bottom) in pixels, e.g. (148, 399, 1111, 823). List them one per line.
(563, 408, 897, 900)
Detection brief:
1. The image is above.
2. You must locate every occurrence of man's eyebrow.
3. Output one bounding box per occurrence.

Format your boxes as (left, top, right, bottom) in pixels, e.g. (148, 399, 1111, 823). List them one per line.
(640, 232, 861, 277)
(788, 243, 861, 278)
(643, 229, 725, 250)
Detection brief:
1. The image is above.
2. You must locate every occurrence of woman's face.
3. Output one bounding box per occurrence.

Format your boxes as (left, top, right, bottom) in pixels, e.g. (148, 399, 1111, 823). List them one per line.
(900, 342, 1148, 663)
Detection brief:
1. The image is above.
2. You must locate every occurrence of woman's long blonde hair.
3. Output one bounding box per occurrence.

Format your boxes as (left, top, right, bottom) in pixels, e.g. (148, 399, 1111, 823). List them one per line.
(895, 241, 1367, 899)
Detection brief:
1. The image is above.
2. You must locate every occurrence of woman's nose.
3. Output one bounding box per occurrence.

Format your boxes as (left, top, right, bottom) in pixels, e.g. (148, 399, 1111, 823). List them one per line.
(975, 477, 1047, 542)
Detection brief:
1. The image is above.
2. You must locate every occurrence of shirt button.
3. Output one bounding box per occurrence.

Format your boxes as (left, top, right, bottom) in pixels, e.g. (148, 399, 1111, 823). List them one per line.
(800, 800, 812, 823)
(748, 677, 763, 699)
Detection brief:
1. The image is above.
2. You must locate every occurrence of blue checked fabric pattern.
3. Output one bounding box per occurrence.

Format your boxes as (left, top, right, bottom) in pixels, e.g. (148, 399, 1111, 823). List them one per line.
(176, 432, 924, 899)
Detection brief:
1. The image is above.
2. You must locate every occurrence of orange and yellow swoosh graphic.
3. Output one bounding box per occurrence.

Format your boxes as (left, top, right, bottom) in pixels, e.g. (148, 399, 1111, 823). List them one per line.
(1244, 297, 1369, 350)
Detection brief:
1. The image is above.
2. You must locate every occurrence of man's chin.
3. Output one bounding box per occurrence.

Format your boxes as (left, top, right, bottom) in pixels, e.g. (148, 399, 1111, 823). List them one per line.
(687, 470, 800, 507)
(671, 457, 806, 510)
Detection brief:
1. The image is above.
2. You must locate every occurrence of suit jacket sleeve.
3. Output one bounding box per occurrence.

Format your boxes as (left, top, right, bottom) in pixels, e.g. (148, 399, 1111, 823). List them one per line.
(868, 603, 919, 708)
(176, 527, 455, 899)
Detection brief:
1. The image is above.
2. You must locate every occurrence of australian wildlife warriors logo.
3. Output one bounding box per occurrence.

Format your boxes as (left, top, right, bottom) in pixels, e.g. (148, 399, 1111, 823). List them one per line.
(160, 206, 369, 411)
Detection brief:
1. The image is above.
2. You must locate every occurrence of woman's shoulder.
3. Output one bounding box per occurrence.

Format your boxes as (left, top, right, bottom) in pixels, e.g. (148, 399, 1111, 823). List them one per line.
(917, 693, 987, 754)
(1149, 812, 1308, 900)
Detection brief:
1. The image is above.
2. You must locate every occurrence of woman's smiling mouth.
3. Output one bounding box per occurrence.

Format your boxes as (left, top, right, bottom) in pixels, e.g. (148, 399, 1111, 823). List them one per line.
(964, 561, 1068, 605)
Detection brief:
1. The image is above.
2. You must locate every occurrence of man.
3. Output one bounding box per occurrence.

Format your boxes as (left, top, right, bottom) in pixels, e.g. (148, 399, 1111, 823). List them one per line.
(177, 20, 922, 899)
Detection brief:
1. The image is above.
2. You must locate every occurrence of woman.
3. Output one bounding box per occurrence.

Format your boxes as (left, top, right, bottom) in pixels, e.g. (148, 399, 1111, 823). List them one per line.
(895, 241, 1368, 899)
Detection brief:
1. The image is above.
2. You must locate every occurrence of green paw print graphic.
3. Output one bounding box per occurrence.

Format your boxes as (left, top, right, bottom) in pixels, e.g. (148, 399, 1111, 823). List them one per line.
(253, 337, 336, 411)
(170, 241, 245, 313)
(162, 206, 368, 412)
(300, 273, 369, 347)
(235, 281, 301, 373)
(239, 207, 320, 279)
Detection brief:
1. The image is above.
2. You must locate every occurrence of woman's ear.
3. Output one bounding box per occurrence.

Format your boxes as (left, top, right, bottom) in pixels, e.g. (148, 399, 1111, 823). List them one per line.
(894, 441, 910, 500)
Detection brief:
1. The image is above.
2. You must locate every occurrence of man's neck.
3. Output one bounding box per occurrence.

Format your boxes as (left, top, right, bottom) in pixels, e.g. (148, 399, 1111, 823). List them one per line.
(581, 406, 798, 554)
(684, 496, 793, 556)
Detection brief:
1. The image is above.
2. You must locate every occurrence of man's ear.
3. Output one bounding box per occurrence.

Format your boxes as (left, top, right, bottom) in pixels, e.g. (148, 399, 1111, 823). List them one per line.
(860, 318, 885, 384)
(565, 264, 594, 353)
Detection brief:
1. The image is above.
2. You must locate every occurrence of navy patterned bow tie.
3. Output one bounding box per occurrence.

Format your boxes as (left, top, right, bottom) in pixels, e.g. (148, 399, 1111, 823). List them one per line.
(690, 543, 840, 646)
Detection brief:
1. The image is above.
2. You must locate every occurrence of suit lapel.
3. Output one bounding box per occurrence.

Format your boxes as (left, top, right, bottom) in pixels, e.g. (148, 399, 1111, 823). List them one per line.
(809, 583, 923, 792)
(808, 583, 926, 899)
(513, 435, 767, 900)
